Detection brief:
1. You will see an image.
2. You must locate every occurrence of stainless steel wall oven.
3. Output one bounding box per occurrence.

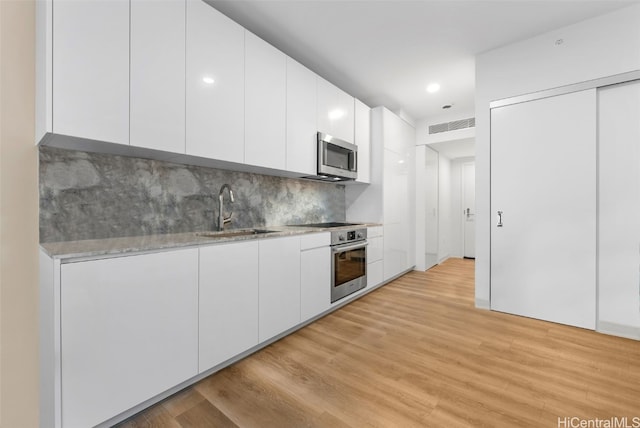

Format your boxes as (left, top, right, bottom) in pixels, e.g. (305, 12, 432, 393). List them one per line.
(331, 228, 367, 303)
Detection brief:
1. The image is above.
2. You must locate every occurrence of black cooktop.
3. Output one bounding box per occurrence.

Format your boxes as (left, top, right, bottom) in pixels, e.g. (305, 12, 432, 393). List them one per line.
(288, 222, 360, 228)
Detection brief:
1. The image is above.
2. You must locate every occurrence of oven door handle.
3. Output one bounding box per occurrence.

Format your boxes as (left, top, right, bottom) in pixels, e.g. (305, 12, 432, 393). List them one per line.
(332, 242, 368, 253)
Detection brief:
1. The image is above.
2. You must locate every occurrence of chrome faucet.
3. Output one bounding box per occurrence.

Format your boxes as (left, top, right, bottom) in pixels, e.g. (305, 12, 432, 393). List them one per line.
(217, 184, 235, 231)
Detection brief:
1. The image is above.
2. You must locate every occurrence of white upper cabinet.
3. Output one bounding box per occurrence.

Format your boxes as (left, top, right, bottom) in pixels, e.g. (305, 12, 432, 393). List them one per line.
(53, 0, 129, 145)
(317, 77, 355, 143)
(354, 99, 371, 183)
(244, 31, 287, 169)
(130, 0, 185, 153)
(42, 0, 367, 181)
(186, 0, 244, 163)
(286, 58, 317, 175)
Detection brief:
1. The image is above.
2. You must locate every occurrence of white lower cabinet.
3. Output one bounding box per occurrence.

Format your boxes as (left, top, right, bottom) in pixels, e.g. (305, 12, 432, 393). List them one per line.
(300, 233, 331, 321)
(259, 236, 301, 342)
(60, 249, 198, 428)
(367, 260, 383, 288)
(43, 233, 362, 427)
(367, 226, 384, 288)
(199, 241, 259, 373)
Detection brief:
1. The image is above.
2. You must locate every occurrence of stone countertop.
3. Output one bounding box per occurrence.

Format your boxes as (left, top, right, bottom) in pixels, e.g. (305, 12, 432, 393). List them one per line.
(40, 223, 382, 261)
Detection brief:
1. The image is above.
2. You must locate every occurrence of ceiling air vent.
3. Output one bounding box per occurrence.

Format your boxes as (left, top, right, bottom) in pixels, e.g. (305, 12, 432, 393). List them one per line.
(429, 117, 475, 134)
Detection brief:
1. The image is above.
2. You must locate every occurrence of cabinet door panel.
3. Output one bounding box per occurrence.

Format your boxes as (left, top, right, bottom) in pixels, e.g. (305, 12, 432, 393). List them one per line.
(61, 249, 198, 428)
(383, 147, 412, 279)
(490, 90, 596, 329)
(317, 77, 354, 143)
(286, 58, 317, 175)
(367, 260, 383, 288)
(355, 99, 371, 183)
(259, 236, 301, 342)
(245, 32, 286, 169)
(368, 236, 383, 263)
(335, 87, 355, 143)
(199, 242, 259, 372)
(130, 0, 185, 153)
(186, 0, 244, 162)
(53, 0, 129, 144)
(301, 247, 331, 321)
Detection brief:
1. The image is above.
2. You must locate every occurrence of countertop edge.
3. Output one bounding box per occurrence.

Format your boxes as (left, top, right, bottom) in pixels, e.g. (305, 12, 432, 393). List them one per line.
(40, 223, 382, 262)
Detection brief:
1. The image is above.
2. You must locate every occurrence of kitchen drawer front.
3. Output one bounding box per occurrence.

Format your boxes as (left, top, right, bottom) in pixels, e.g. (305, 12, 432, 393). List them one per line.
(368, 226, 383, 238)
(300, 232, 330, 250)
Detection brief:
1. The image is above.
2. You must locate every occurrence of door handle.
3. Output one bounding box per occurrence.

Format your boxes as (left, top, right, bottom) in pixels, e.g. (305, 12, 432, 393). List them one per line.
(497, 210, 503, 227)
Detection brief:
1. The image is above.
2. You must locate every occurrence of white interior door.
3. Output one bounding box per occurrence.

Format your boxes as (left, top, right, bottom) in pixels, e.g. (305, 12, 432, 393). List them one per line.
(490, 89, 596, 330)
(425, 146, 439, 270)
(463, 162, 475, 258)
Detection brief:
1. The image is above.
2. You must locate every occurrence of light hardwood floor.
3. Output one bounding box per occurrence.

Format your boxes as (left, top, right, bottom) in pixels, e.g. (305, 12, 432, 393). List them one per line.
(118, 258, 640, 427)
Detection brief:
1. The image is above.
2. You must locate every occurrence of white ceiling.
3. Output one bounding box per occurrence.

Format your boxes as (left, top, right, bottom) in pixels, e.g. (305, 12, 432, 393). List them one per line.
(208, 0, 636, 122)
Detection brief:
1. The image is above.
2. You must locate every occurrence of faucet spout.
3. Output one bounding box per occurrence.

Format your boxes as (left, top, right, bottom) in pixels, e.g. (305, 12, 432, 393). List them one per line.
(217, 184, 235, 231)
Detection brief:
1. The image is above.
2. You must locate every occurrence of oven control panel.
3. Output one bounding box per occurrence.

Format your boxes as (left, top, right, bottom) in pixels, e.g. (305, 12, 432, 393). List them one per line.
(331, 228, 367, 246)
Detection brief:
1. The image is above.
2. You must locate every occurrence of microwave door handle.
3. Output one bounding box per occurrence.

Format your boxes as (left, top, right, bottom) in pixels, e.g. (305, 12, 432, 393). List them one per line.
(353, 150, 358, 172)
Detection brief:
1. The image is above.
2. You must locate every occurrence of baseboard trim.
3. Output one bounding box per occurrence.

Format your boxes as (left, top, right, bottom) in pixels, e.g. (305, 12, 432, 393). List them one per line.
(597, 321, 640, 341)
(475, 298, 490, 310)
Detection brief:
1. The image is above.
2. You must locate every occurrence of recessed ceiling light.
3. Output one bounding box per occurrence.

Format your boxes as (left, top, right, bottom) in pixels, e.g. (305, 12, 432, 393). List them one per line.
(426, 83, 440, 93)
(202, 76, 215, 85)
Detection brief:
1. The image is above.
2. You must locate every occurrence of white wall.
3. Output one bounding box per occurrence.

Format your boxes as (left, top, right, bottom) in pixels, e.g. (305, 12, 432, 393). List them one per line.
(475, 4, 640, 309)
(1, 1, 40, 426)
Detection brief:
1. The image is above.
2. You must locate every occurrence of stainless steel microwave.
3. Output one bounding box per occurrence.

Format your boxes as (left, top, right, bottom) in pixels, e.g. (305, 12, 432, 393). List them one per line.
(316, 132, 358, 181)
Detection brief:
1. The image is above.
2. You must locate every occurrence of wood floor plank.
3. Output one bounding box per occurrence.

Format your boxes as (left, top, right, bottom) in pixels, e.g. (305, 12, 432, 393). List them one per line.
(118, 258, 640, 427)
(161, 387, 207, 418)
(174, 400, 238, 428)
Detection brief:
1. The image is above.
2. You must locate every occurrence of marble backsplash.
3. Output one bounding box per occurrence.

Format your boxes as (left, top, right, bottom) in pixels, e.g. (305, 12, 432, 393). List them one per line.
(39, 147, 346, 243)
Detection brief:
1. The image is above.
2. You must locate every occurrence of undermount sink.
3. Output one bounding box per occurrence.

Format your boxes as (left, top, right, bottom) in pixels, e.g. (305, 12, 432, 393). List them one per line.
(196, 229, 277, 239)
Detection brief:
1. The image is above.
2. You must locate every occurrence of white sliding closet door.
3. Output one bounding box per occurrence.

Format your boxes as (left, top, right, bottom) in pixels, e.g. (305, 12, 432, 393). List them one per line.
(490, 89, 596, 329)
(598, 80, 640, 332)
